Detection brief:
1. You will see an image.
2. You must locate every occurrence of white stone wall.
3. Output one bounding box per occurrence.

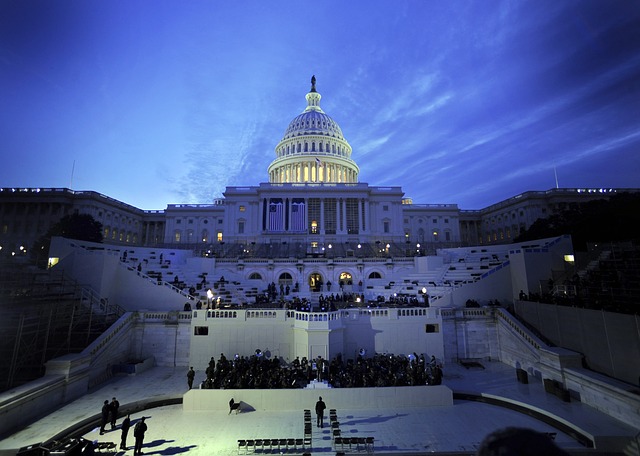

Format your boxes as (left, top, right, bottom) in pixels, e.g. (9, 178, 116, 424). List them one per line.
(187, 308, 443, 368)
(132, 313, 192, 367)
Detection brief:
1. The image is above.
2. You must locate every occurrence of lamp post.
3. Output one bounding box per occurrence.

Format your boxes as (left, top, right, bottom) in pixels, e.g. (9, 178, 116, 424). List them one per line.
(422, 287, 429, 307)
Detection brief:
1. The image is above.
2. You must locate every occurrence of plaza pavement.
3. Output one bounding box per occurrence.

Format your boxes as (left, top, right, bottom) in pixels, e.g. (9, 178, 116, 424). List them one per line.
(0, 361, 636, 456)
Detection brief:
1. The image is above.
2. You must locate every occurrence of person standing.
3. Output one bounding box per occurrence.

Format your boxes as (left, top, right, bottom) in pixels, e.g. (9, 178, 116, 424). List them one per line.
(187, 367, 195, 389)
(110, 397, 120, 429)
(99, 400, 110, 435)
(134, 417, 147, 455)
(120, 415, 131, 450)
(315, 396, 326, 428)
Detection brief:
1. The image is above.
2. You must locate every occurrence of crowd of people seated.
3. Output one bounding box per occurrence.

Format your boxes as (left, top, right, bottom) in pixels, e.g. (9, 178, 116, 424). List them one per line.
(198, 351, 443, 390)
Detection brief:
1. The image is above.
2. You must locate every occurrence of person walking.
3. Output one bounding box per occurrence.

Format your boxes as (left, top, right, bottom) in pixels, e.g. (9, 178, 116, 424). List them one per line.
(99, 400, 109, 435)
(315, 396, 326, 428)
(109, 397, 120, 429)
(120, 415, 131, 450)
(133, 417, 148, 455)
(187, 367, 195, 389)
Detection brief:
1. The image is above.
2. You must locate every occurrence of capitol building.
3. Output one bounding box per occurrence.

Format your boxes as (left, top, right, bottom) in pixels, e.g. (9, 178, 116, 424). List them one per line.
(0, 78, 639, 454)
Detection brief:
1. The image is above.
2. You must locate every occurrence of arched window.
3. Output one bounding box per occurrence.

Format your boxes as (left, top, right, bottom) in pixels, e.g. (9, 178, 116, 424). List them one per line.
(368, 271, 382, 279)
(248, 272, 262, 280)
(339, 272, 352, 285)
(279, 272, 293, 286)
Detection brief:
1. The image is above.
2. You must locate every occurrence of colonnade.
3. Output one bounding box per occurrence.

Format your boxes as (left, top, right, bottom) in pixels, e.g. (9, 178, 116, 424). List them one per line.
(261, 196, 369, 235)
(269, 161, 358, 184)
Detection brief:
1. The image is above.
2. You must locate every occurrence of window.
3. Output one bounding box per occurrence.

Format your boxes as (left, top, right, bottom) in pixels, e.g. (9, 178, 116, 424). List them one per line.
(174, 230, 181, 242)
(217, 232, 223, 242)
(383, 220, 390, 233)
(188, 219, 193, 224)
(368, 271, 382, 279)
(249, 272, 262, 280)
(444, 218, 449, 223)
(194, 326, 209, 336)
(425, 324, 439, 333)
(176, 219, 182, 224)
(383, 205, 389, 211)
(239, 206, 246, 212)
(433, 218, 437, 224)
(238, 221, 245, 234)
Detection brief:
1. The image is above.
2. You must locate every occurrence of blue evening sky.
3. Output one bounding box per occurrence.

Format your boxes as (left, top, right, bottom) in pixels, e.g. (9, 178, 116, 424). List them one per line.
(1, 1, 639, 210)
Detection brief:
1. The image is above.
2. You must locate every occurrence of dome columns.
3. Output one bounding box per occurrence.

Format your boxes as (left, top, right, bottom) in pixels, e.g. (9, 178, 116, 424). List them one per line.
(269, 160, 359, 184)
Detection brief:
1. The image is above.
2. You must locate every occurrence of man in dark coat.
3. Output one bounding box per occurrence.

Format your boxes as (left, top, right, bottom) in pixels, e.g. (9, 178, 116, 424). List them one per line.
(99, 400, 110, 435)
(315, 396, 326, 428)
(110, 397, 120, 429)
(187, 367, 195, 389)
(134, 417, 147, 455)
(120, 415, 131, 450)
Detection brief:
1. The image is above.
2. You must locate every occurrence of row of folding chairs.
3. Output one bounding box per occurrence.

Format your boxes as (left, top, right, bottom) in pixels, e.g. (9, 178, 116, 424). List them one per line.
(304, 409, 312, 438)
(329, 409, 341, 442)
(237, 438, 311, 454)
(334, 436, 375, 453)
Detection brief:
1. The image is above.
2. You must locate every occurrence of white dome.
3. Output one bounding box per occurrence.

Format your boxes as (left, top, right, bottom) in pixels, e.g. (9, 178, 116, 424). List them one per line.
(268, 77, 359, 184)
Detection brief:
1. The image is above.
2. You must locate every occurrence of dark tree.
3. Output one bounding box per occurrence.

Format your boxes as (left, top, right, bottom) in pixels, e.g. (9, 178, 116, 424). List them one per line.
(515, 192, 640, 251)
(32, 213, 103, 265)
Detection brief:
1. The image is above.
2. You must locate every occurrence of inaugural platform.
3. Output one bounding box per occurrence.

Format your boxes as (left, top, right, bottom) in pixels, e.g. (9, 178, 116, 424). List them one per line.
(183, 385, 454, 412)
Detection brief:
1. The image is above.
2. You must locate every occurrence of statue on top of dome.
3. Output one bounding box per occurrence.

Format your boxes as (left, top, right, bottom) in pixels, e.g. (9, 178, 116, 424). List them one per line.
(311, 75, 317, 93)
